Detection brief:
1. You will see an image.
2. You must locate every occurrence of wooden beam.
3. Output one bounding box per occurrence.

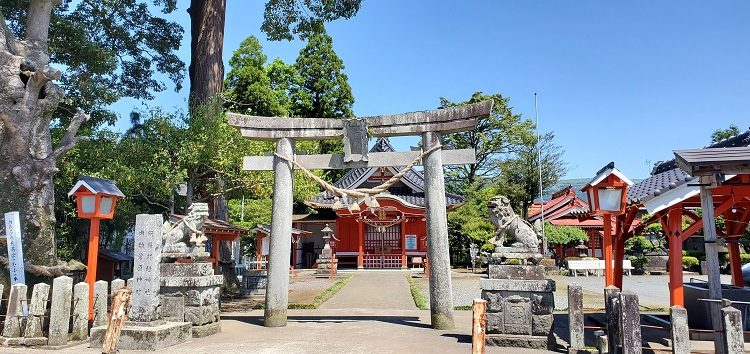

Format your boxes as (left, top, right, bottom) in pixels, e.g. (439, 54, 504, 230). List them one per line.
(243, 149, 476, 171)
(228, 101, 493, 140)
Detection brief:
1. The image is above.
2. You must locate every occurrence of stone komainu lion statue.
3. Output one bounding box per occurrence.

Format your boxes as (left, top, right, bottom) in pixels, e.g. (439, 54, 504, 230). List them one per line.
(162, 203, 210, 254)
(488, 195, 541, 250)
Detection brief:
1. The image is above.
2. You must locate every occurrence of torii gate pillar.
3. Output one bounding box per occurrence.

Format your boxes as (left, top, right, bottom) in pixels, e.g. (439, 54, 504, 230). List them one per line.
(264, 137, 295, 327)
(423, 131, 455, 329)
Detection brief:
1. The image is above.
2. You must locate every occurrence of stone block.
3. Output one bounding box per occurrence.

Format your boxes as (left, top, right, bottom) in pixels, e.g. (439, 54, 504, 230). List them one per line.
(532, 314, 554, 336)
(71, 282, 89, 341)
(24, 283, 50, 340)
(130, 213, 163, 323)
(486, 312, 503, 334)
(191, 321, 221, 338)
(486, 334, 554, 350)
(670, 306, 690, 354)
(93, 280, 108, 327)
(722, 306, 745, 354)
(160, 262, 214, 277)
(531, 293, 554, 315)
(480, 278, 555, 292)
(111, 278, 125, 295)
(89, 321, 192, 350)
(48, 276, 73, 346)
(160, 275, 223, 288)
(503, 295, 532, 335)
(161, 295, 185, 322)
(484, 291, 503, 312)
(2, 284, 27, 338)
(489, 265, 545, 280)
(184, 303, 220, 326)
(619, 290, 641, 354)
(568, 284, 584, 350)
(604, 286, 620, 354)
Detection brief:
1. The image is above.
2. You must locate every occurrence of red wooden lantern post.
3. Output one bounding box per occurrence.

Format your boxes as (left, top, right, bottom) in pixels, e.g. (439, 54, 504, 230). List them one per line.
(68, 176, 124, 320)
(581, 163, 632, 287)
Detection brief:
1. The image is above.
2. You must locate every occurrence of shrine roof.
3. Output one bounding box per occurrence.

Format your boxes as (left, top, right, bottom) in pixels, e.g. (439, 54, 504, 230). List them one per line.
(310, 138, 465, 208)
(99, 249, 133, 262)
(528, 186, 590, 222)
(251, 224, 311, 236)
(67, 175, 125, 198)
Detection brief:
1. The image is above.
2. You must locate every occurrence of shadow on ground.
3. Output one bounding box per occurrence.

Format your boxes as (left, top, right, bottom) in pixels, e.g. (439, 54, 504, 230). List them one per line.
(222, 314, 432, 329)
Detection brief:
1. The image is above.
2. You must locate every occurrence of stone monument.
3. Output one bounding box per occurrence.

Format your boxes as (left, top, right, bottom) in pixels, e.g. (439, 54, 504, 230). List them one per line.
(160, 203, 223, 337)
(90, 214, 192, 350)
(481, 196, 555, 349)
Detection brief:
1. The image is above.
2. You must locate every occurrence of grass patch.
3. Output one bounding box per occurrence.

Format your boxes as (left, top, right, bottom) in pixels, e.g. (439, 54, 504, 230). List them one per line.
(406, 275, 429, 310)
(454, 305, 473, 311)
(288, 275, 353, 309)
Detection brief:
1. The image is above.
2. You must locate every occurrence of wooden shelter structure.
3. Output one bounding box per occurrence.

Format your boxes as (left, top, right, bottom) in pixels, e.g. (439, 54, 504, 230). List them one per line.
(528, 186, 604, 257)
(580, 128, 750, 353)
(250, 224, 312, 269)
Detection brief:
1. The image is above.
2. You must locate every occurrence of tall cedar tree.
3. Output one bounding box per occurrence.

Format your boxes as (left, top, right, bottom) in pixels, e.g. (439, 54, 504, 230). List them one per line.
(0, 0, 183, 278)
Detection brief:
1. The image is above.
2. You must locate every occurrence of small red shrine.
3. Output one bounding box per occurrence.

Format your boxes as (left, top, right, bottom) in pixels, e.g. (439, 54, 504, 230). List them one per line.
(294, 138, 464, 269)
(527, 186, 604, 258)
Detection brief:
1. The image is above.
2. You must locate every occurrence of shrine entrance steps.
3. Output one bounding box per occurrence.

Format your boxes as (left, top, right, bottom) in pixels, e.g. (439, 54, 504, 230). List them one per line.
(319, 271, 416, 310)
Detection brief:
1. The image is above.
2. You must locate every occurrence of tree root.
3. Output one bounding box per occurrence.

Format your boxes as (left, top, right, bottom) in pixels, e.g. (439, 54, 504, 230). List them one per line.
(0, 256, 70, 278)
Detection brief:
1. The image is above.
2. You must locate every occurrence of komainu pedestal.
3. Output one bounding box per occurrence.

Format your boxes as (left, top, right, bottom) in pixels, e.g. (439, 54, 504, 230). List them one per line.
(160, 262, 223, 338)
(481, 249, 556, 349)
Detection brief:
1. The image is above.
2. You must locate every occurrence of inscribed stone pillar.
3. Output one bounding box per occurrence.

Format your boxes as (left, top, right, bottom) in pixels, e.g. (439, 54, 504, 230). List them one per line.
(93, 280, 109, 327)
(264, 137, 294, 327)
(24, 283, 50, 340)
(48, 276, 73, 346)
(670, 306, 690, 354)
(604, 286, 620, 354)
(721, 306, 745, 354)
(568, 284, 584, 350)
(111, 278, 125, 295)
(72, 282, 89, 340)
(422, 131, 455, 330)
(618, 291, 642, 354)
(2, 284, 27, 338)
(130, 214, 163, 322)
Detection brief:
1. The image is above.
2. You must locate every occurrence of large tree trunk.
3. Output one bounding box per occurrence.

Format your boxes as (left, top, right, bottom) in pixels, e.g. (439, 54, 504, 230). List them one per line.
(187, 0, 226, 107)
(0, 1, 88, 274)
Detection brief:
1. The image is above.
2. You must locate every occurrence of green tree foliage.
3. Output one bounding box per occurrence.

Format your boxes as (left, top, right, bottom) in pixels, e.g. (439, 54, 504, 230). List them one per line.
(0, 0, 184, 126)
(224, 36, 291, 116)
(446, 184, 498, 265)
(440, 92, 535, 192)
(261, 0, 362, 41)
(711, 124, 741, 143)
(545, 223, 588, 246)
(291, 30, 354, 119)
(497, 132, 567, 218)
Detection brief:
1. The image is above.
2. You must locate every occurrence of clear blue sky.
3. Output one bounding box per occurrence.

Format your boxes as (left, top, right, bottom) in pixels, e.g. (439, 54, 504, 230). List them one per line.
(110, 1, 750, 180)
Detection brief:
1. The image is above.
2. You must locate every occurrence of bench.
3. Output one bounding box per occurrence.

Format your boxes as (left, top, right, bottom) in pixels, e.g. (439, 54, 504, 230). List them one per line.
(567, 259, 634, 277)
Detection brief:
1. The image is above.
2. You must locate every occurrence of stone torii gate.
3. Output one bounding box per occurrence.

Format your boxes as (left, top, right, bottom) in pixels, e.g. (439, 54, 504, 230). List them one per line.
(228, 101, 493, 329)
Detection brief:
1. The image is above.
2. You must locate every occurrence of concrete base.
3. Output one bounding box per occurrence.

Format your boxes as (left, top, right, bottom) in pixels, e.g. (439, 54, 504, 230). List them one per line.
(485, 333, 554, 350)
(192, 321, 221, 338)
(568, 347, 598, 354)
(21, 337, 47, 347)
(1, 336, 24, 346)
(90, 320, 192, 350)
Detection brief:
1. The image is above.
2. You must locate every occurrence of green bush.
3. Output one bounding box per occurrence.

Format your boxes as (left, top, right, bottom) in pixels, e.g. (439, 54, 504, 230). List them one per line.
(628, 256, 648, 269)
(505, 258, 521, 265)
(741, 253, 750, 264)
(481, 242, 495, 253)
(682, 256, 699, 270)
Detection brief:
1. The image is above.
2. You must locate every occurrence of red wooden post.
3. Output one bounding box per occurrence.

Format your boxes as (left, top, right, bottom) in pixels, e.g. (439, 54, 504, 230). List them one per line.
(256, 232, 262, 270)
(212, 237, 220, 268)
(728, 241, 743, 286)
(357, 219, 364, 269)
(85, 218, 101, 320)
(602, 214, 614, 287)
(613, 234, 625, 289)
(667, 206, 685, 307)
(401, 219, 407, 268)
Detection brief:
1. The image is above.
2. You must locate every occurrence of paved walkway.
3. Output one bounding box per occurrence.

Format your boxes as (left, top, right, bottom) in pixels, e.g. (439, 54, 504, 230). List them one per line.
(6, 309, 553, 354)
(319, 271, 416, 310)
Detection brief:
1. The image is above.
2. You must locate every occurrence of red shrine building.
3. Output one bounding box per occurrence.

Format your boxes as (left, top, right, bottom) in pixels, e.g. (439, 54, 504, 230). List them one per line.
(527, 186, 605, 258)
(291, 138, 464, 269)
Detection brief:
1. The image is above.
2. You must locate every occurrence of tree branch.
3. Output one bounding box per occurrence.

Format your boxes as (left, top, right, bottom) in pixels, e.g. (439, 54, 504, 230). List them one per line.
(49, 109, 89, 161)
(134, 192, 171, 211)
(0, 8, 18, 55)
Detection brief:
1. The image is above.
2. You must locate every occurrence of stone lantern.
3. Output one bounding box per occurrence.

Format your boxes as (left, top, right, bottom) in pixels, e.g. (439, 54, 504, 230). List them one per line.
(316, 224, 337, 275)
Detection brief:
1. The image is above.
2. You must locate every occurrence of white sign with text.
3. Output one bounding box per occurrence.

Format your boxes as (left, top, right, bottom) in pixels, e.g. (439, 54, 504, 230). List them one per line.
(4, 211, 25, 286)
